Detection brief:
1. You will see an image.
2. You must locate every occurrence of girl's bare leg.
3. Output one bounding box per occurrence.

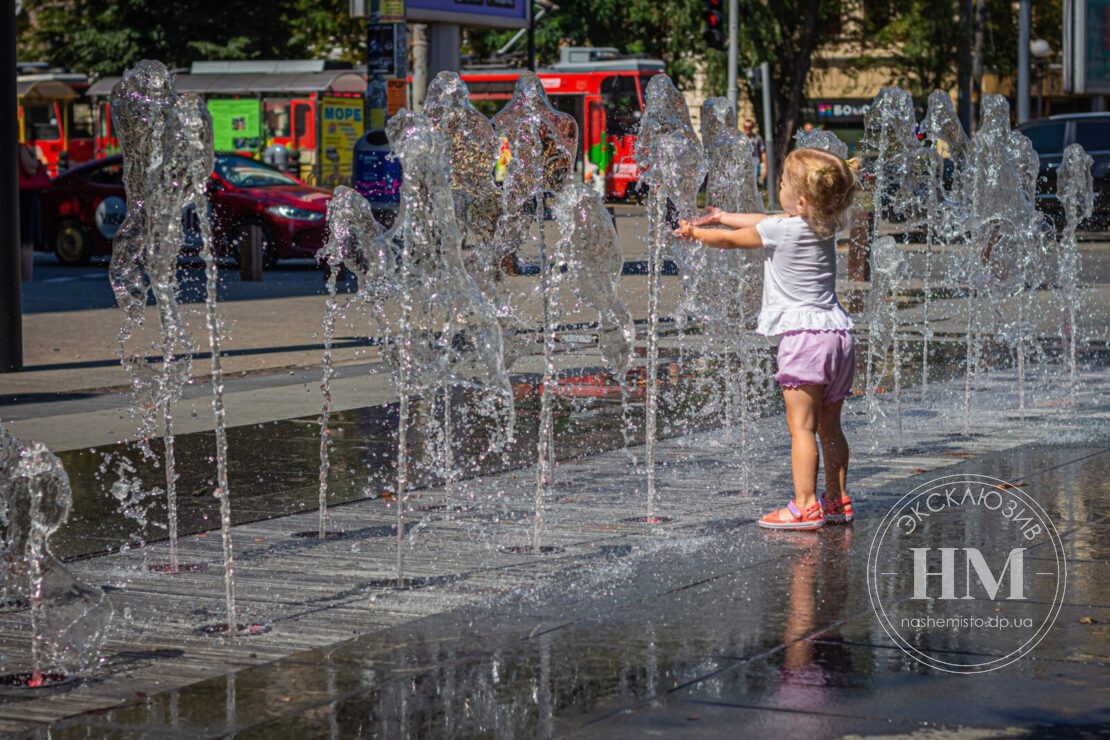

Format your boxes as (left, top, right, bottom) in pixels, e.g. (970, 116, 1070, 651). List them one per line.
(783, 385, 824, 510)
(817, 399, 849, 502)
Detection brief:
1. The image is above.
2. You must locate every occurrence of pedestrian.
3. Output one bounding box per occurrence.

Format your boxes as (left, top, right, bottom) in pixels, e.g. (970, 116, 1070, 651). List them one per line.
(18, 142, 50, 279)
(672, 147, 858, 530)
(741, 118, 767, 185)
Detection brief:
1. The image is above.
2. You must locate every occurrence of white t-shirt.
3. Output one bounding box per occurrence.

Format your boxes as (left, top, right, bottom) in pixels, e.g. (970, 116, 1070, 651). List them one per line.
(753, 215, 853, 337)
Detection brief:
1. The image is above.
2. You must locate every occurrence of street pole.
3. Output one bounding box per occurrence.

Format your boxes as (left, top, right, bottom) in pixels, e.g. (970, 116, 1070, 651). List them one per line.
(1, 0, 23, 373)
(527, 3, 535, 71)
(727, 0, 738, 117)
(760, 61, 776, 210)
(957, 0, 973, 132)
(1018, 0, 1031, 122)
(411, 23, 428, 112)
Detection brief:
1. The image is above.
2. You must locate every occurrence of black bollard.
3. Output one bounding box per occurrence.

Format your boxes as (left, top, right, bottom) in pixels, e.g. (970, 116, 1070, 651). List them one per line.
(239, 224, 264, 282)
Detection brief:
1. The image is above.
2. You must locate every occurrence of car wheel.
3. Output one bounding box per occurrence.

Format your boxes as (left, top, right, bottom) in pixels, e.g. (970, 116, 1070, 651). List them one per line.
(231, 221, 278, 269)
(54, 220, 92, 265)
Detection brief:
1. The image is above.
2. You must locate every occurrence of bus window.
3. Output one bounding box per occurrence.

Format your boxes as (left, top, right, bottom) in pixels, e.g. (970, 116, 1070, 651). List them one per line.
(551, 94, 585, 172)
(600, 75, 640, 136)
(293, 103, 310, 148)
(70, 101, 94, 139)
(264, 100, 292, 141)
(26, 104, 60, 141)
(98, 102, 111, 137)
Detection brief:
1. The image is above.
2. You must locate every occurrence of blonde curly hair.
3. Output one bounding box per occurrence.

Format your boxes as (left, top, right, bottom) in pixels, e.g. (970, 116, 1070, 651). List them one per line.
(783, 148, 858, 239)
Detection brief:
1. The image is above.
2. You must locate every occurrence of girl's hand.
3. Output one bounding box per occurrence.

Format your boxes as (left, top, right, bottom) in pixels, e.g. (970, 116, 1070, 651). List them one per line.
(688, 206, 722, 227)
(673, 220, 696, 240)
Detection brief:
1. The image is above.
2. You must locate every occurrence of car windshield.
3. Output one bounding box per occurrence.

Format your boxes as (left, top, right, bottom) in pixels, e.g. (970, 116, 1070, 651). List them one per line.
(215, 155, 298, 187)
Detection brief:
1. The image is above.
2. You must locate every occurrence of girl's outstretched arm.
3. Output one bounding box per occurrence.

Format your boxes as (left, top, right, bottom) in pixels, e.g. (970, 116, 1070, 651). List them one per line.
(688, 206, 770, 230)
(673, 220, 764, 250)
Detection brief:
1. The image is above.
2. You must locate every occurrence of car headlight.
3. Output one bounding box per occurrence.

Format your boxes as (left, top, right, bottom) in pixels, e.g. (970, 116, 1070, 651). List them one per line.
(266, 204, 324, 221)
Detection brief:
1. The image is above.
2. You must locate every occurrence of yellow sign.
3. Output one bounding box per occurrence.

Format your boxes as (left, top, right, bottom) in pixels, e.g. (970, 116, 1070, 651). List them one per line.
(380, 0, 406, 22)
(387, 79, 408, 115)
(319, 97, 365, 187)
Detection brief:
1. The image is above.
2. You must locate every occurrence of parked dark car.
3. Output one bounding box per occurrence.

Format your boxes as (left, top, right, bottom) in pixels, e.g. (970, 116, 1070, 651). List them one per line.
(1016, 113, 1109, 230)
(39, 153, 333, 266)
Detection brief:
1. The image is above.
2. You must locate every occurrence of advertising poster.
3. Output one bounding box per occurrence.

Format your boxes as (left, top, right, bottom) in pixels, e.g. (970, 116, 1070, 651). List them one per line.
(367, 23, 398, 75)
(387, 80, 407, 115)
(320, 97, 365, 185)
(378, 0, 406, 22)
(207, 98, 261, 152)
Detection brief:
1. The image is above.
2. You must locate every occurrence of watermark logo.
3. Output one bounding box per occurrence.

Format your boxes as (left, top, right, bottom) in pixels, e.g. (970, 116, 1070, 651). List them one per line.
(867, 475, 1066, 673)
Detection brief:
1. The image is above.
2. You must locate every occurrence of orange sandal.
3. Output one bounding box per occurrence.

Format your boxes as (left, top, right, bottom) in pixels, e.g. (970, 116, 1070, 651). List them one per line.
(822, 495, 855, 524)
(758, 500, 824, 530)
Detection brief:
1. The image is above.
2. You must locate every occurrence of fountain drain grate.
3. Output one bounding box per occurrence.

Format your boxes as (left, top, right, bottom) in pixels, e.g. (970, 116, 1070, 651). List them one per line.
(0, 672, 72, 688)
(194, 623, 272, 637)
(498, 545, 566, 555)
(291, 531, 348, 540)
(148, 562, 207, 573)
(363, 577, 435, 590)
(414, 503, 478, 513)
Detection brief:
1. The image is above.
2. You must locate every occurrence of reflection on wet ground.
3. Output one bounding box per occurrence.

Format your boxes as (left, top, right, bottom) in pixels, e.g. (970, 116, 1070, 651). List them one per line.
(52, 355, 778, 560)
(54, 338, 1101, 562)
(41, 434, 1110, 738)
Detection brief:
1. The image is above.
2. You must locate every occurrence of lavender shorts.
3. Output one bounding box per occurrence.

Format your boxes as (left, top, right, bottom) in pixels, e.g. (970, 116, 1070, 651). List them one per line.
(775, 329, 856, 405)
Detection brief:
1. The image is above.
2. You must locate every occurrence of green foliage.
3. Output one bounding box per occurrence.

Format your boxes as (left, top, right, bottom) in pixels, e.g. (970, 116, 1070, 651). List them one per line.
(17, 0, 364, 76)
(853, 0, 1063, 103)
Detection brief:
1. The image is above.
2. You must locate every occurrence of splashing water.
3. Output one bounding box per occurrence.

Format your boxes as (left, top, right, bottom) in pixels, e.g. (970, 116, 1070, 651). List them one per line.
(109, 60, 198, 572)
(385, 109, 515, 577)
(553, 183, 637, 456)
(424, 72, 504, 296)
(111, 60, 238, 630)
(492, 73, 578, 549)
(636, 74, 708, 521)
(316, 188, 390, 537)
(794, 128, 850, 160)
(858, 87, 918, 445)
(1057, 143, 1095, 410)
(425, 72, 512, 504)
(700, 97, 767, 493)
(0, 426, 113, 678)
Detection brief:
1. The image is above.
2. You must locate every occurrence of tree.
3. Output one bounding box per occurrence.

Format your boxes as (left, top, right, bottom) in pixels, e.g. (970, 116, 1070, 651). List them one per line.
(851, 0, 1063, 105)
(733, 0, 845, 180)
(17, 0, 364, 76)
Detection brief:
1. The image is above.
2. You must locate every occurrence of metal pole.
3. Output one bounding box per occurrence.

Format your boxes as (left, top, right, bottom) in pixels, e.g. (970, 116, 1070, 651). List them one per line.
(958, 0, 973, 131)
(727, 0, 738, 116)
(760, 61, 776, 210)
(1018, 0, 1031, 122)
(527, 4, 536, 71)
(1, 0, 23, 373)
(411, 24, 428, 113)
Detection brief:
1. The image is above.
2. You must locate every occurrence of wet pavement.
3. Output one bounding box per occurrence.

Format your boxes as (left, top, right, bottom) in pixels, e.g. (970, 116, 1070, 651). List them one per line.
(34, 441, 1110, 739)
(0, 366, 1106, 738)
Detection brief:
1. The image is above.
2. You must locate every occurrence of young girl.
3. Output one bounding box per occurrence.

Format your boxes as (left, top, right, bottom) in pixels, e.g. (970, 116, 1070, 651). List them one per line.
(674, 148, 857, 530)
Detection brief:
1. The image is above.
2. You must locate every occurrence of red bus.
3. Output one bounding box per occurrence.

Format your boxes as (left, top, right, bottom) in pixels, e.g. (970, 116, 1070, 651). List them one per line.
(17, 67, 96, 176)
(462, 47, 664, 199)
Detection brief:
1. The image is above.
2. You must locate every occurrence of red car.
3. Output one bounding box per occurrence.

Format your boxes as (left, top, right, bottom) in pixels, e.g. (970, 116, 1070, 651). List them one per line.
(39, 153, 332, 267)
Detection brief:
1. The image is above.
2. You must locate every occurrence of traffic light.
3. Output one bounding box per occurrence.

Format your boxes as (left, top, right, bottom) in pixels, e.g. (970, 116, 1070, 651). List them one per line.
(703, 0, 726, 50)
